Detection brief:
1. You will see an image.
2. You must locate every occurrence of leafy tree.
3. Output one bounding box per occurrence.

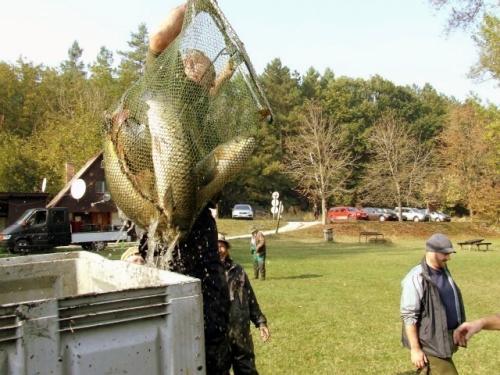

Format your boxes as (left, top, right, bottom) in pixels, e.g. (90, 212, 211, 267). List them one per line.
(469, 14, 500, 82)
(30, 82, 103, 194)
(429, 1, 500, 86)
(0, 135, 42, 192)
(360, 112, 434, 219)
(0, 62, 22, 134)
(283, 101, 355, 224)
(0, 59, 49, 137)
(438, 102, 499, 222)
(428, 0, 497, 30)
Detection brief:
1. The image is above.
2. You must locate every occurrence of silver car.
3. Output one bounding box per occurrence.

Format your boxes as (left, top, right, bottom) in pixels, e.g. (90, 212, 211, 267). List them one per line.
(394, 207, 428, 222)
(430, 211, 451, 222)
(231, 204, 254, 220)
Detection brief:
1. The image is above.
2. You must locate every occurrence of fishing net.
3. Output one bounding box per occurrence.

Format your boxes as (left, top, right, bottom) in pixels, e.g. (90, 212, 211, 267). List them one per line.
(103, 0, 272, 255)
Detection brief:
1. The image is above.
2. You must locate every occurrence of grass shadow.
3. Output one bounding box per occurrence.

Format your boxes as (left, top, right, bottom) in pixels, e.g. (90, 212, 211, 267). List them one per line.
(270, 274, 323, 280)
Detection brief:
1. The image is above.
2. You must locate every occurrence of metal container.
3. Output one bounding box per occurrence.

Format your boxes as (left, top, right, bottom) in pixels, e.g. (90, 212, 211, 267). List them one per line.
(323, 228, 334, 242)
(0, 251, 205, 375)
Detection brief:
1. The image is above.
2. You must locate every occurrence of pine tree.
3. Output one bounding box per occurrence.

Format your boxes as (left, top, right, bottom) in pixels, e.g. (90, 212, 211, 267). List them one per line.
(117, 23, 149, 89)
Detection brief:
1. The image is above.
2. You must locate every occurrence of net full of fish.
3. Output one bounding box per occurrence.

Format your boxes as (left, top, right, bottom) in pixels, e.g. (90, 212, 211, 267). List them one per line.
(103, 0, 272, 264)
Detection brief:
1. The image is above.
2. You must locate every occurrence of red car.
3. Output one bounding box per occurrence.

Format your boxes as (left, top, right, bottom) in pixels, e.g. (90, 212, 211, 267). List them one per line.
(328, 206, 369, 222)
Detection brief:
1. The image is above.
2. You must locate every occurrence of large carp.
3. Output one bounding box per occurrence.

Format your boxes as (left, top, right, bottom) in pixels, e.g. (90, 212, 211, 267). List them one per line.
(195, 136, 256, 209)
(103, 135, 160, 231)
(145, 94, 197, 237)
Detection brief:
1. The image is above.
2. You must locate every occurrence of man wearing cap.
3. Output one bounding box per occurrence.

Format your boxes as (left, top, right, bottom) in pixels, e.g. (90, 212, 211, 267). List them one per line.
(218, 233, 270, 375)
(400, 233, 466, 375)
(250, 227, 266, 280)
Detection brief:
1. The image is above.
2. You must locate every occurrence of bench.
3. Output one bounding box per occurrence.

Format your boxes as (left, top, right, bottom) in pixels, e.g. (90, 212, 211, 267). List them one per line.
(359, 231, 384, 243)
(457, 239, 484, 250)
(474, 242, 492, 251)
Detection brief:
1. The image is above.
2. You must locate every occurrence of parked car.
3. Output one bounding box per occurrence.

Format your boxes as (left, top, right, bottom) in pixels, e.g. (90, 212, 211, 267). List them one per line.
(328, 207, 368, 222)
(393, 207, 428, 222)
(231, 204, 254, 220)
(363, 207, 398, 221)
(380, 208, 399, 221)
(416, 208, 431, 222)
(429, 211, 451, 222)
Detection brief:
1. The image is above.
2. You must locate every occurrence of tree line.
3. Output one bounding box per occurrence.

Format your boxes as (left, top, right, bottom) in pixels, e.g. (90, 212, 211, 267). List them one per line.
(0, 22, 498, 223)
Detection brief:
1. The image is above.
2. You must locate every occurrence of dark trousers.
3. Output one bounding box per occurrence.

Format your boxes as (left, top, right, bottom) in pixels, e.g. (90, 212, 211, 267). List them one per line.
(173, 207, 231, 375)
(253, 255, 266, 280)
(229, 328, 258, 375)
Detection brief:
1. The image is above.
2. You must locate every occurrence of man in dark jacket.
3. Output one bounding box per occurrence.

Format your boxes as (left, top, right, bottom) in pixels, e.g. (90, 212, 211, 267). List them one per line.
(218, 234, 270, 375)
(400, 233, 466, 375)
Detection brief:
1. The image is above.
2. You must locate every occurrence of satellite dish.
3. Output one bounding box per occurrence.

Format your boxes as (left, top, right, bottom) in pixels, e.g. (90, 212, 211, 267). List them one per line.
(41, 178, 47, 193)
(70, 179, 86, 200)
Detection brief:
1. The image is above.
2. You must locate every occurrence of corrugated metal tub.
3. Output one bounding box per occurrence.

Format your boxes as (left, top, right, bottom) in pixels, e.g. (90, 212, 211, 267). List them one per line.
(0, 251, 205, 375)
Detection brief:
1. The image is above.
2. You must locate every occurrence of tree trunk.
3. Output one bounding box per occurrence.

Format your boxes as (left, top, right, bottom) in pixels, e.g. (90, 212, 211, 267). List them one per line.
(321, 196, 328, 225)
(397, 201, 403, 222)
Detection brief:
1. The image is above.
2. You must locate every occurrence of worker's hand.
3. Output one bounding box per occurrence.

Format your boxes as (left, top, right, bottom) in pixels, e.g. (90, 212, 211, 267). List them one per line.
(410, 348, 427, 369)
(259, 326, 270, 342)
(220, 57, 236, 80)
(454, 320, 483, 347)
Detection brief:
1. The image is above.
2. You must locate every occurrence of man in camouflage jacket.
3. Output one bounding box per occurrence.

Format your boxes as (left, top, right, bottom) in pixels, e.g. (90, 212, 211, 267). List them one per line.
(218, 234, 270, 375)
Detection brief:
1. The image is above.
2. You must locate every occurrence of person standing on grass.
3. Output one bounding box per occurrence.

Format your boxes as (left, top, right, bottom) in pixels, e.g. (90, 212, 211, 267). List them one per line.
(453, 313, 500, 347)
(218, 234, 270, 375)
(250, 226, 266, 280)
(400, 233, 466, 375)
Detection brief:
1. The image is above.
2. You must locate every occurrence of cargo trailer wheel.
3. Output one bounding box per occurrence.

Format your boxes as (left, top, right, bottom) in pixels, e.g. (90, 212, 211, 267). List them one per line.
(91, 241, 107, 252)
(14, 239, 29, 254)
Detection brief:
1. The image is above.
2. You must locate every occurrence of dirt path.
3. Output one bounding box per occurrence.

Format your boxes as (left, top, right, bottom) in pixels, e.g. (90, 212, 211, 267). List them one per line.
(227, 221, 320, 240)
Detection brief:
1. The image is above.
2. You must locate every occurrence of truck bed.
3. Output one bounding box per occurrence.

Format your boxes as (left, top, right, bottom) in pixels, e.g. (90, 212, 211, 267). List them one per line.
(71, 230, 128, 243)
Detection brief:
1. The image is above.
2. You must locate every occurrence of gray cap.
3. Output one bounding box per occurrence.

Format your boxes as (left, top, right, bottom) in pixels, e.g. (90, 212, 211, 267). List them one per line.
(426, 233, 455, 254)
(218, 233, 230, 248)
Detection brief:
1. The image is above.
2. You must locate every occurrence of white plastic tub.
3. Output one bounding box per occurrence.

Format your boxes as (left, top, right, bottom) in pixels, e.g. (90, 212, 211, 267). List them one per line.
(0, 251, 205, 375)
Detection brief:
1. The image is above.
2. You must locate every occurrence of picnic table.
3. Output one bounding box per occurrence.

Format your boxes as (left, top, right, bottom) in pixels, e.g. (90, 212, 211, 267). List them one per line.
(457, 238, 492, 251)
(359, 231, 384, 243)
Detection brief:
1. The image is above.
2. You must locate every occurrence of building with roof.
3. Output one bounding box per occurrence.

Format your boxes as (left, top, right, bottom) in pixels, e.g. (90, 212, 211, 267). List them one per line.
(47, 153, 122, 231)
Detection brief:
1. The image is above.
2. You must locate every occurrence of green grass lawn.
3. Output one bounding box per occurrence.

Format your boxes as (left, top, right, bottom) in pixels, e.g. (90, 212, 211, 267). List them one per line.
(216, 218, 283, 237)
(1, 229, 499, 374)
(227, 234, 500, 375)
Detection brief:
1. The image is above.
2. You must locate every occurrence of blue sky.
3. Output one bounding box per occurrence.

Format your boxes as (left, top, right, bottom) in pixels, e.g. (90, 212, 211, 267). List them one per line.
(1, 0, 498, 104)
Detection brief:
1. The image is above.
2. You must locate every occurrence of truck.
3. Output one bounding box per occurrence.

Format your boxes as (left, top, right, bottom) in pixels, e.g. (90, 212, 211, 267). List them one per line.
(0, 207, 128, 253)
